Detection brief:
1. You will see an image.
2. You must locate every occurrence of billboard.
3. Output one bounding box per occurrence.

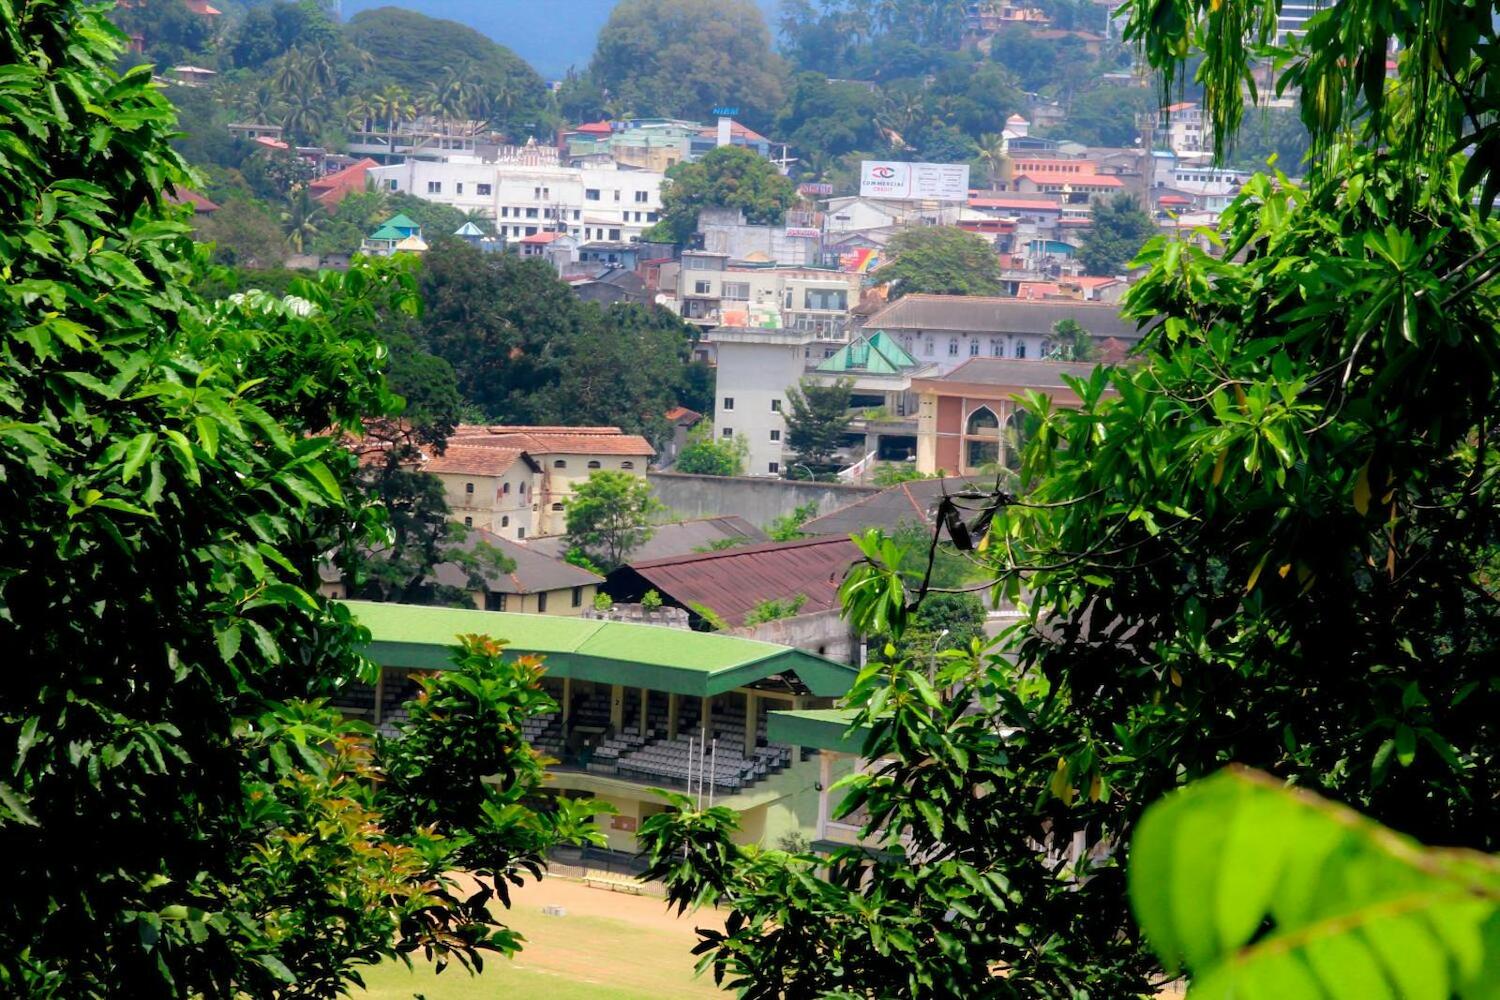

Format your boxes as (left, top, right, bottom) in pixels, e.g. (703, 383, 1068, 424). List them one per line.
(859, 161, 971, 201)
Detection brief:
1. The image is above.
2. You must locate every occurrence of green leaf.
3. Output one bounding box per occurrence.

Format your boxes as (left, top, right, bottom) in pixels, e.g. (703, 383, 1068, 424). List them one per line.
(121, 431, 156, 482)
(1129, 768, 1500, 999)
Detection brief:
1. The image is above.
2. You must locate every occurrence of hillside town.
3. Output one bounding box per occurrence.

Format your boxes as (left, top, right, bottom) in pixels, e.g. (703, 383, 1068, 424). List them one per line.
(4, 0, 1496, 998)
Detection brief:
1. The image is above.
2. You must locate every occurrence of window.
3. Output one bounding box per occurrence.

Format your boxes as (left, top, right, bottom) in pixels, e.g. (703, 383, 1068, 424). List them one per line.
(551, 503, 565, 511)
(768, 461, 779, 474)
(501, 515, 510, 527)
(554, 459, 566, 468)
(723, 397, 734, 410)
(613, 189, 621, 201)
(769, 429, 781, 442)
(463, 516, 473, 526)
(501, 206, 509, 217)
(525, 208, 538, 219)
(965, 406, 1000, 468)
(465, 482, 475, 494)
(517, 527, 525, 539)
(722, 282, 750, 301)
(694, 280, 712, 294)
(771, 399, 782, 412)
(721, 427, 734, 438)
(948, 338, 960, 356)
(969, 339, 980, 356)
(537, 591, 548, 613)
(426, 181, 442, 194)
(646, 211, 658, 222)
(621, 461, 634, 470)
(571, 586, 583, 607)
(635, 190, 649, 203)
(990, 338, 1003, 357)
(502, 482, 511, 495)
(519, 482, 526, 494)
(587, 460, 601, 469)
(924, 337, 934, 356)
(485, 592, 507, 611)
(477, 183, 492, 196)
(387, 179, 398, 191)
(803, 288, 848, 311)
(1015, 341, 1027, 359)
(524, 226, 537, 236)
(456, 182, 464, 195)
(573, 210, 581, 220)
(586, 188, 600, 201)
(609, 228, 621, 240)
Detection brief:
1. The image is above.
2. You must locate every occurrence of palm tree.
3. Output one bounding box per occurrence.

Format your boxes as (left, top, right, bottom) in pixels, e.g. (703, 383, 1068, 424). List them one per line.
(271, 52, 308, 103)
(976, 133, 1008, 189)
(281, 186, 325, 254)
(298, 43, 337, 93)
(343, 94, 375, 135)
(280, 89, 325, 143)
(235, 85, 279, 126)
(371, 84, 413, 152)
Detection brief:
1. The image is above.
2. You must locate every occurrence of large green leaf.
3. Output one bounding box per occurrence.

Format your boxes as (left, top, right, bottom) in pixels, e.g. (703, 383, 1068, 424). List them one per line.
(1129, 767, 1500, 999)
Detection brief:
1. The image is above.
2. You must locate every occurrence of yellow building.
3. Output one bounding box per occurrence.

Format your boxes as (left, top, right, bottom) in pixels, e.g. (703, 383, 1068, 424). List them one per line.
(423, 445, 541, 540)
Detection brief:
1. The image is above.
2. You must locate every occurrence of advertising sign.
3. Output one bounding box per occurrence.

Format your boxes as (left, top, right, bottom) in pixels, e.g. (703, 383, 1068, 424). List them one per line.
(859, 160, 971, 201)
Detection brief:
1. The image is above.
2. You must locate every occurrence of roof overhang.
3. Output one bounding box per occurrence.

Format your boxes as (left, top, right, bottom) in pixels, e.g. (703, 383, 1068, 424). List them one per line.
(343, 600, 858, 698)
(767, 708, 869, 754)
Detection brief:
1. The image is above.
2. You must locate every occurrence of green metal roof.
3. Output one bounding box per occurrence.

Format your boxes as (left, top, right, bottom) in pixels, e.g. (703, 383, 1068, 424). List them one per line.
(367, 225, 404, 241)
(766, 708, 870, 754)
(341, 600, 859, 698)
(816, 330, 918, 375)
(382, 213, 420, 232)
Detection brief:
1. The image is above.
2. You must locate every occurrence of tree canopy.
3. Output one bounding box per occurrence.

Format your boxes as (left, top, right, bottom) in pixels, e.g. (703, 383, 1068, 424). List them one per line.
(784, 378, 854, 469)
(1078, 194, 1154, 277)
(0, 4, 600, 992)
(588, 0, 788, 128)
(646, 145, 798, 244)
(879, 226, 1003, 298)
(564, 472, 664, 572)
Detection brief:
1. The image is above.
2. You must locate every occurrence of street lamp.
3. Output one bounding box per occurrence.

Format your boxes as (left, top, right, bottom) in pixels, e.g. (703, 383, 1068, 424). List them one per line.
(792, 463, 815, 482)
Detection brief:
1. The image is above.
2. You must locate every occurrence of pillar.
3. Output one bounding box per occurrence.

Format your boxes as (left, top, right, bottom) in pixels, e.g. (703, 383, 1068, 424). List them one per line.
(372, 668, 385, 725)
(667, 692, 679, 740)
(700, 695, 711, 740)
(744, 692, 758, 755)
(561, 677, 572, 737)
(816, 753, 833, 841)
(639, 687, 649, 733)
(610, 683, 624, 731)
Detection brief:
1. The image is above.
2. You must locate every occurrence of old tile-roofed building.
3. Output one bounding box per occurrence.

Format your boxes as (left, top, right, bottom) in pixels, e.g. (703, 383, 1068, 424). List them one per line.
(421, 445, 527, 478)
(864, 293, 1141, 340)
(605, 536, 861, 629)
(802, 477, 975, 537)
(309, 157, 379, 207)
(430, 528, 602, 614)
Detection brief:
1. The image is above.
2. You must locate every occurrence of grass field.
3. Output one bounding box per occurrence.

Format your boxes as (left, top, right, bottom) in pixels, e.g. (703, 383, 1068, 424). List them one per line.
(352, 878, 726, 1000)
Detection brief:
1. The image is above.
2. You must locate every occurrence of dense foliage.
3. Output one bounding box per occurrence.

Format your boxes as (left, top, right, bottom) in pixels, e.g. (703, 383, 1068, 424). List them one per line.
(1077, 194, 1154, 277)
(674, 425, 747, 476)
(646, 145, 799, 244)
(564, 471, 664, 572)
(880, 226, 1004, 298)
(784, 378, 855, 469)
(0, 5, 601, 995)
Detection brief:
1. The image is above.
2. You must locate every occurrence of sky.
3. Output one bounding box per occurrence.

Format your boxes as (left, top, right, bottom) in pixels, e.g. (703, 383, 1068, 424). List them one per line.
(339, 0, 782, 81)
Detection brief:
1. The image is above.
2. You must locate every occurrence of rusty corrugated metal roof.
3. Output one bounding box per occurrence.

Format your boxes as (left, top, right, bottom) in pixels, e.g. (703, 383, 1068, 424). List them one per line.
(624, 536, 861, 627)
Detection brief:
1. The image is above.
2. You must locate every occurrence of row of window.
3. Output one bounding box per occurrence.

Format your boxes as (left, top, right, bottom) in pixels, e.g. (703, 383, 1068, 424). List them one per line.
(720, 427, 780, 442)
(465, 481, 529, 496)
(482, 586, 587, 613)
(584, 188, 653, 203)
(720, 397, 781, 413)
(551, 459, 634, 469)
(462, 515, 524, 539)
(904, 336, 1031, 360)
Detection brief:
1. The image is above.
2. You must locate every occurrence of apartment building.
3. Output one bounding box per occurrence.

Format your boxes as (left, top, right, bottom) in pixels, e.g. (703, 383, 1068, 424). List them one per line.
(664, 255, 862, 338)
(422, 445, 542, 540)
(366, 147, 664, 244)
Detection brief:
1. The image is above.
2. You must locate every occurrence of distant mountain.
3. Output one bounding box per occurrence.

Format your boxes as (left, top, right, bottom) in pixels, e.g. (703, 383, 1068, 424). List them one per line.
(340, 0, 781, 82)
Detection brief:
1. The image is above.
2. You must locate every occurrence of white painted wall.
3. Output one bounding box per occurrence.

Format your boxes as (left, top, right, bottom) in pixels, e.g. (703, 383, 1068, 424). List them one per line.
(712, 335, 810, 476)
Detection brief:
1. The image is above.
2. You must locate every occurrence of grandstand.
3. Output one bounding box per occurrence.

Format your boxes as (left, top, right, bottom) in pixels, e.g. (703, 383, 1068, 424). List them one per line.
(337, 600, 861, 851)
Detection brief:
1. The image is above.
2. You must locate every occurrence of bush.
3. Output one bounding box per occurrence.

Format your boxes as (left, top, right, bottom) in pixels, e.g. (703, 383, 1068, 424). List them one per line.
(593, 592, 614, 611)
(641, 589, 663, 611)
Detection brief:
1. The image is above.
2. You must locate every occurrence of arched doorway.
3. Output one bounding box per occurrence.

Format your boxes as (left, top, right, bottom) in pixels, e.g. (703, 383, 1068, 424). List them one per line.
(964, 406, 1000, 469)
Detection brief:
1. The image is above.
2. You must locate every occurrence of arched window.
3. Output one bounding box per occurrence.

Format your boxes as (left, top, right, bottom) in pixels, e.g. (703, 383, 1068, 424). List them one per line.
(948, 338, 959, 356)
(501, 515, 510, 527)
(464, 482, 474, 494)
(502, 482, 511, 495)
(587, 460, 601, 469)
(990, 338, 1003, 357)
(621, 461, 634, 470)
(965, 406, 1000, 468)
(554, 459, 566, 469)
(1015, 341, 1027, 359)
(968, 339, 980, 356)
(519, 481, 526, 494)
(924, 337, 934, 355)
(551, 503, 565, 511)
(463, 516, 473, 527)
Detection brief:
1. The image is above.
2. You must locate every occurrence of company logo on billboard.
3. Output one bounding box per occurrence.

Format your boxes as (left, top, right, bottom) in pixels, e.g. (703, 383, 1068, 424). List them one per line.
(870, 166, 898, 179)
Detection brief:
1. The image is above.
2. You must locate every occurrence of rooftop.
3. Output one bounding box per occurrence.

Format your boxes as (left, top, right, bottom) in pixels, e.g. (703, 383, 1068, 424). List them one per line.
(610, 536, 860, 627)
(422, 445, 529, 478)
(342, 599, 858, 697)
(430, 528, 601, 596)
(912, 356, 1108, 393)
(527, 516, 767, 565)
(450, 425, 656, 458)
(802, 477, 977, 536)
(863, 294, 1142, 340)
(816, 330, 920, 375)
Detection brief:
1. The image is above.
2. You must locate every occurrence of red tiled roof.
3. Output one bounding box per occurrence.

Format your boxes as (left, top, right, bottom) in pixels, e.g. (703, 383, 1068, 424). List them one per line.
(422, 446, 526, 477)
(519, 231, 563, 244)
(254, 135, 289, 150)
(168, 188, 219, 213)
(620, 536, 860, 627)
(1165, 101, 1197, 113)
(310, 157, 379, 207)
(665, 406, 702, 423)
(1014, 281, 1063, 300)
(1157, 194, 1190, 205)
(573, 120, 614, 134)
(697, 120, 768, 144)
(451, 425, 656, 458)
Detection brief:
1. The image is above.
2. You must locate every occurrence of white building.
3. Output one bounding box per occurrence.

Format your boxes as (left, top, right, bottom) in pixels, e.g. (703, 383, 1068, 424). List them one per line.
(366, 146, 665, 244)
(711, 329, 813, 477)
(1163, 102, 1213, 155)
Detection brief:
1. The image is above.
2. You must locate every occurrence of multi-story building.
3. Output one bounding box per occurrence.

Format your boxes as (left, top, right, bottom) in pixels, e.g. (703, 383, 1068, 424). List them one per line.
(447, 426, 656, 536)
(710, 328, 812, 477)
(423, 445, 542, 541)
(366, 144, 664, 244)
(1163, 102, 1213, 155)
(561, 116, 775, 171)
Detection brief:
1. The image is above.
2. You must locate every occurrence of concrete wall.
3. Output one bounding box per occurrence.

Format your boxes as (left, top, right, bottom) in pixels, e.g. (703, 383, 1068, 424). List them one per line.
(731, 607, 862, 666)
(648, 471, 879, 531)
